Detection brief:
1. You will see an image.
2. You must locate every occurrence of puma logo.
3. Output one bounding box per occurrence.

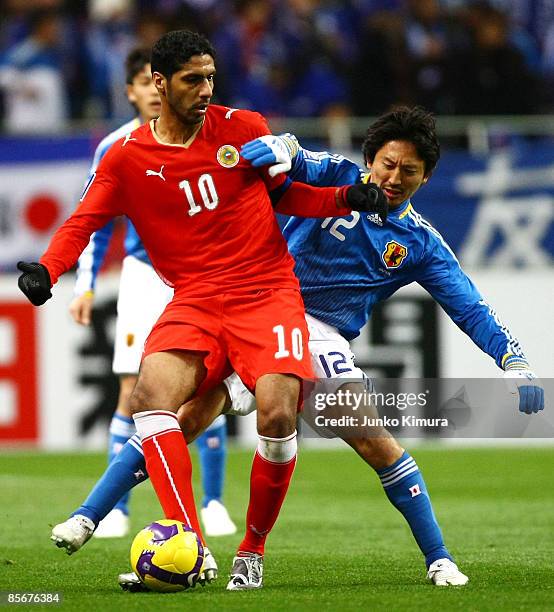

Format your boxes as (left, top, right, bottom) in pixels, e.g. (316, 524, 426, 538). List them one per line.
(249, 524, 269, 537)
(145, 165, 166, 181)
(225, 108, 238, 119)
(122, 133, 137, 146)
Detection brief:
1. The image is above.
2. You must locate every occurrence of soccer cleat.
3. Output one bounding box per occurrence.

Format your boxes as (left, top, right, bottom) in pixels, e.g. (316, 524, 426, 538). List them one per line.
(93, 508, 130, 539)
(226, 552, 264, 590)
(201, 500, 237, 537)
(427, 558, 469, 586)
(198, 547, 218, 585)
(50, 514, 95, 555)
(118, 572, 148, 592)
(119, 547, 218, 592)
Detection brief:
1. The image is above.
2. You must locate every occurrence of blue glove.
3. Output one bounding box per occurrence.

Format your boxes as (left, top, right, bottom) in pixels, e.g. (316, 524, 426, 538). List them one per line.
(503, 356, 544, 414)
(241, 133, 299, 177)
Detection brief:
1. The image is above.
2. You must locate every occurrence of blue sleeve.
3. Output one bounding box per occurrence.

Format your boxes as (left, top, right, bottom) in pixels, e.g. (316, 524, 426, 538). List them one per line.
(288, 147, 364, 187)
(73, 221, 115, 293)
(416, 236, 526, 369)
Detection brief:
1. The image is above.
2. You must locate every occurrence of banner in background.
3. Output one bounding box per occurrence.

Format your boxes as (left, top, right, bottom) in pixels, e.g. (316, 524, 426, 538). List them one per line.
(0, 136, 92, 271)
(1, 136, 554, 269)
(415, 142, 554, 267)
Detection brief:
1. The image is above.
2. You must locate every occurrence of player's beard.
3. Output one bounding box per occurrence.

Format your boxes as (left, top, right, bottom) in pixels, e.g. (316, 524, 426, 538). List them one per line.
(166, 92, 206, 127)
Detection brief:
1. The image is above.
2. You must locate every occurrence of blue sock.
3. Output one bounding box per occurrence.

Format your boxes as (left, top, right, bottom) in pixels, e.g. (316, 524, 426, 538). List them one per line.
(195, 415, 227, 508)
(108, 413, 135, 515)
(73, 434, 148, 526)
(377, 451, 453, 568)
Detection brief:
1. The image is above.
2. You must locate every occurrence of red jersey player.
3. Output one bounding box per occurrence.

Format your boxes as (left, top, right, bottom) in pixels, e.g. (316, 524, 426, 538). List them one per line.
(17, 30, 387, 591)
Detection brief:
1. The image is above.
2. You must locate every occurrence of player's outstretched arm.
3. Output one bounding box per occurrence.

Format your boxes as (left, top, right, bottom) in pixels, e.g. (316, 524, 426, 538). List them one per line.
(417, 239, 544, 414)
(26, 146, 123, 298)
(273, 180, 388, 223)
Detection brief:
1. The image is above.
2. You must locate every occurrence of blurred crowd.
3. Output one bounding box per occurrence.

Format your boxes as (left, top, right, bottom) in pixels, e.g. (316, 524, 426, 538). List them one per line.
(1, 0, 554, 133)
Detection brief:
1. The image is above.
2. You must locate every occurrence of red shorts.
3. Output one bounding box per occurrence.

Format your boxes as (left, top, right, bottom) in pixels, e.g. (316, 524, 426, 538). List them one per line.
(144, 287, 313, 395)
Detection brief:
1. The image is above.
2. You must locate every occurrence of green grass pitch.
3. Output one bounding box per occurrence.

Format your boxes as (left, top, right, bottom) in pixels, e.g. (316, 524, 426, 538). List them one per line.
(1, 446, 553, 611)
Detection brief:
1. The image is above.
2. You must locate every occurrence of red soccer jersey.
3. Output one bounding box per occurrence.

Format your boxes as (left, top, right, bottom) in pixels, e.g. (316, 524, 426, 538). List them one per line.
(41, 105, 350, 291)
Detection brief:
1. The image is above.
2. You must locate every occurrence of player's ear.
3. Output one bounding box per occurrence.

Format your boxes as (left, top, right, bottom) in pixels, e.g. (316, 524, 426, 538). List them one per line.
(152, 71, 166, 96)
(126, 84, 137, 105)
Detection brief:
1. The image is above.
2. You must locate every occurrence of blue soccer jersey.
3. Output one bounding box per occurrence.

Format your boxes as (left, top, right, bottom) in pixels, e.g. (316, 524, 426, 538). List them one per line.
(283, 148, 526, 369)
(74, 117, 150, 295)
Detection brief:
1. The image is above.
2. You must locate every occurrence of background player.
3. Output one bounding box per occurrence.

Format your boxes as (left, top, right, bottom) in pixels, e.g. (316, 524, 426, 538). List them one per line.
(65, 107, 544, 590)
(17, 30, 387, 590)
(63, 47, 236, 540)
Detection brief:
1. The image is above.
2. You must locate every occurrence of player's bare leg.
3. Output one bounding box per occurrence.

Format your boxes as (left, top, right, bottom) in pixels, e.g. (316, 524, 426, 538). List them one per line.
(227, 373, 299, 591)
(129, 350, 217, 584)
(177, 384, 230, 442)
(344, 435, 404, 469)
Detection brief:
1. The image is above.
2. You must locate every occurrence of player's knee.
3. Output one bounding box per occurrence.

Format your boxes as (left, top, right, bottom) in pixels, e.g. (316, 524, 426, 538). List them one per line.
(256, 403, 296, 438)
(128, 383, 155, 415)
(177, 412, 201, 443)
(255, 373, 299, 436)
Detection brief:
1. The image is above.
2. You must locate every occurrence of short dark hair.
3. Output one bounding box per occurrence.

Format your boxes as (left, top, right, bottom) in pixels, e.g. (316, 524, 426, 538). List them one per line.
(125, 48, 151, 84)
(362, 106, 440, 175)
(151, 30, 216, 79)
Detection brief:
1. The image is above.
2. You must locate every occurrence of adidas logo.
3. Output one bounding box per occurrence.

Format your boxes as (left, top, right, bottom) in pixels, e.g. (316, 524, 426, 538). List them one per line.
(366, 213, 383, 226)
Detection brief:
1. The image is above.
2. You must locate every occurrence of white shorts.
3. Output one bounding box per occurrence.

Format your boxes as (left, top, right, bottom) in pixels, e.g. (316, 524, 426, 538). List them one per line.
(226, 313, 368, 416)
(112, 255, 174, 375)
(305, 313, 367, 380)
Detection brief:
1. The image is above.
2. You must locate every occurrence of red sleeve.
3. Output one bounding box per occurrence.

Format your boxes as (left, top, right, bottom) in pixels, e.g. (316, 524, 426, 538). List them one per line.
(40, 152, 123, 284)
(273, 181, 351, 218)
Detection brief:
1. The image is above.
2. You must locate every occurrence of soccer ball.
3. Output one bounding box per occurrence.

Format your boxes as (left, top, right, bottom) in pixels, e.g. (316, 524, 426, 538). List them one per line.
(130, 519, 204, 592)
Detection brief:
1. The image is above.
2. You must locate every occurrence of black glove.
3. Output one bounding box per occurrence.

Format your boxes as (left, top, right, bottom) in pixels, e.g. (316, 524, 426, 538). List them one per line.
(339, 182, 388, 223)
(17, 261, 52, 306)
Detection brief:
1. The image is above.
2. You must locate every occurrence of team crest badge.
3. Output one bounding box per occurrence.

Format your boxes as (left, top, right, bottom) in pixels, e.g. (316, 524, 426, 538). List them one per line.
(382, 241, 408, 269)
(217, 145, 239, 168)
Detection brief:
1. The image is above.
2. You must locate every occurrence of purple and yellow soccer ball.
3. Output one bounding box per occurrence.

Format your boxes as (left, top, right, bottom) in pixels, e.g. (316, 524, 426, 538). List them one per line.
(130, 519, 204, 592)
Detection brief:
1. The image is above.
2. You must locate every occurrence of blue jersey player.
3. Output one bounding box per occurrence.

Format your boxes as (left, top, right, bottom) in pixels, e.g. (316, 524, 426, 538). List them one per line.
(51, 106, 544, 589)
(50, 49, 236, 554)
(239, 106, 543, 586)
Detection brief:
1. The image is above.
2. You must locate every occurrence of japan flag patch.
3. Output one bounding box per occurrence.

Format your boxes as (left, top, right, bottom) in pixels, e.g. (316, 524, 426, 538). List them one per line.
(409, 484, 421, 498)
